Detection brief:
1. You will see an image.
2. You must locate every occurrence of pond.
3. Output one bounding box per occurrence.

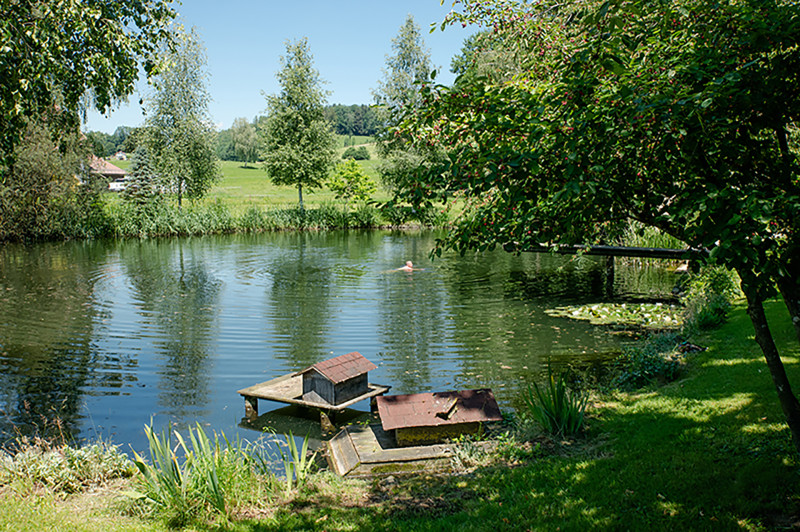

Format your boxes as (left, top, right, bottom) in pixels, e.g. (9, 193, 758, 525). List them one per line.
(0, 230, 678, 452)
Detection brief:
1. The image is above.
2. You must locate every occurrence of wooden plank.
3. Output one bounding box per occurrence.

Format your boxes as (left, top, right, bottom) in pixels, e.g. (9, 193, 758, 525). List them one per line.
(238, 373, 390, 411)
(326, 428, 360, 476)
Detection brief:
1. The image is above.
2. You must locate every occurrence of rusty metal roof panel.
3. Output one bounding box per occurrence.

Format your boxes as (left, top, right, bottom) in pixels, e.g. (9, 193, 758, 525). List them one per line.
(376, 389, 502, 431)
(300, 351, 377, 384)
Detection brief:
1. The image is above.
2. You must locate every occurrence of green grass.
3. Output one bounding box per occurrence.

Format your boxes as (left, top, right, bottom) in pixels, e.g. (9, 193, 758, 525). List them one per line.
(112, 142, 387, 215)
(2, 299, 798, 530)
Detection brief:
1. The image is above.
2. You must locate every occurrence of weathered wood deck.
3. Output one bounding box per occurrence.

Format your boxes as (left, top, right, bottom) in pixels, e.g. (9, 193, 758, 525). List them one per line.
(237, 373, 390, 419)
(326, 423, 496, 477)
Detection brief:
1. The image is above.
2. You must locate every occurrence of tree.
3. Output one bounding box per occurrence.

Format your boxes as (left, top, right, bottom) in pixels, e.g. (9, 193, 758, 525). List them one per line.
(144, 26, 220, 207)
(373, 15, 439, 193)
(122, 145, 160, 208)
(373, 14, 435, 115)
(0, 118, 100, 241)
(391, 0, 800, 453)
(0, 0, 175, 170)
(230, 117, 259, 167)
(261, 38, 336, 209)
(327, 159, 377, 212)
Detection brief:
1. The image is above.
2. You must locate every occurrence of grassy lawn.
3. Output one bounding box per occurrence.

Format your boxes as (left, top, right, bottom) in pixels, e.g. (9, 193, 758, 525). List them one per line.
(110, 141, 388, 214)
(2, 299, 798, 531)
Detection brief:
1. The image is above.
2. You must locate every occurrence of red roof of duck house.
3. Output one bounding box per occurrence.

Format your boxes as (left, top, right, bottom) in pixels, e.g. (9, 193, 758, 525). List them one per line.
(300, 351, 377, 384)
(377, 389, 503, 431)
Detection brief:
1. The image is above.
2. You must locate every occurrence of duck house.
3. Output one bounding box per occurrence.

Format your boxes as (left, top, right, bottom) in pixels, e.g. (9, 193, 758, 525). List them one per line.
(299, 351, 377, 406)
(376, 389, 503, 447)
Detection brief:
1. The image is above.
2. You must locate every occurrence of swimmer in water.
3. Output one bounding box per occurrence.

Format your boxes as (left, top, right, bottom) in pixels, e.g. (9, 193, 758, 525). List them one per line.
(397, 261, 414, 272)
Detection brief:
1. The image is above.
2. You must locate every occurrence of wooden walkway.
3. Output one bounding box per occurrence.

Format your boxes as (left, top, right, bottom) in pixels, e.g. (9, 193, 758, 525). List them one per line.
(237, 373, 390, 419)
(326, 423, 496, 477)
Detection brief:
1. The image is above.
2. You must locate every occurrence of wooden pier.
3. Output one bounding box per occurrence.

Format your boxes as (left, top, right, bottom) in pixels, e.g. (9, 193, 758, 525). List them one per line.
(326, 423, 496, 477)
(237, 372, 390, 421)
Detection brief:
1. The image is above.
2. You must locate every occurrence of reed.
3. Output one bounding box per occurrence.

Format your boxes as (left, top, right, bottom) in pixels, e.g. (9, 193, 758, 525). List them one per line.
(522, 369, 588, 438)
(130, 422, 274, 527)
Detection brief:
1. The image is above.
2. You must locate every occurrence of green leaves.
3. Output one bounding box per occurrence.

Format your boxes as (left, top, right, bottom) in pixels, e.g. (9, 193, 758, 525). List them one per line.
(262, 38, 336, 207)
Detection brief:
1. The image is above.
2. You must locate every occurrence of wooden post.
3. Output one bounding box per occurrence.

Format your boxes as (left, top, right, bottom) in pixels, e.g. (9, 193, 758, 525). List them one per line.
(604, 255, 615, 298)
(244, 395, 258, 420)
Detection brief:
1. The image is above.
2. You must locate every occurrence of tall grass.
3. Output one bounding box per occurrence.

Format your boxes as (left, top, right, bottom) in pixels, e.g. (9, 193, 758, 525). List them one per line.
(130, 422, 275, 527)
(522, 369, 588, 437)
(271, 431, 316, 496)
(102, 199, 434, 239)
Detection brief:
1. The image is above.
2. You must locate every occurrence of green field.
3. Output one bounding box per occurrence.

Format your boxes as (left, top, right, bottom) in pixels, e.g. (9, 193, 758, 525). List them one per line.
(111, 140, 387, 213)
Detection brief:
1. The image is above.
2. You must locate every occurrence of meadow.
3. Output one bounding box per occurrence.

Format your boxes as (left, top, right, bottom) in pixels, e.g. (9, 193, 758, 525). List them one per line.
(112, 139, 386, 213)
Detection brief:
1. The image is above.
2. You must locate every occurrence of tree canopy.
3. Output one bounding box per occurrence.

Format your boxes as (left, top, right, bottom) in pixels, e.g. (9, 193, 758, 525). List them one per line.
(390, 0, 800, 452)
(230, 117, 259, 167)
(261, 38, 336, 209)
(0, 0, 175, 169)
(144, 26, 220, 206)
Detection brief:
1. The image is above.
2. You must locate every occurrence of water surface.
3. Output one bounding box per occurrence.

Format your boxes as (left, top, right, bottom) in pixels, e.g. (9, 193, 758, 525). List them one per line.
(0, 230, 677, 451)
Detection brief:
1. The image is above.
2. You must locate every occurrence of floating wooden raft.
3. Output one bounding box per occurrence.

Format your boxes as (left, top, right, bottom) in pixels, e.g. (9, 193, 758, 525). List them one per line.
(237, 372, 390, 419)
(327, 423, 485, 477)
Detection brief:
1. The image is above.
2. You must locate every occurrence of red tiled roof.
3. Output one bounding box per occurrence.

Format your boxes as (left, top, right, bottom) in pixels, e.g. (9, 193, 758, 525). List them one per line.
(377, 389, 503, 431)
(301, 351, 377, 384)
(90, 156, 127, 177)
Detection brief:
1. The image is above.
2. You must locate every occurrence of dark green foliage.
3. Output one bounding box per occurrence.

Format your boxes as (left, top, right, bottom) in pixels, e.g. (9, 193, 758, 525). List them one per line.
(522, 369, 587, 437)
(682, 267, 738, 331)
(324, 104, 378, 136)
(122, 146, 161, 207)
(0, 0, 175, 168)
(215, 128, 237, 161)
(614, 333, 684, 390)
(0, 121, 109, 241)
(341, 146, 370, 160)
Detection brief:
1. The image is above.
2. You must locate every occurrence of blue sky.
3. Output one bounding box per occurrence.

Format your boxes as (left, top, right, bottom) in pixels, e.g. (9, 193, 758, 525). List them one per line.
(84, 1, 474, 134)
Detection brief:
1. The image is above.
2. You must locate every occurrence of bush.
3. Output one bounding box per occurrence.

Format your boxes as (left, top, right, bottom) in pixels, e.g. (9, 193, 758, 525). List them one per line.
(341, 146, 370, 160)
(349, 203, 381, 228)
(613, 332, 684, 390)
(0, 438, 134, 493)
(682, 266, 738, 332)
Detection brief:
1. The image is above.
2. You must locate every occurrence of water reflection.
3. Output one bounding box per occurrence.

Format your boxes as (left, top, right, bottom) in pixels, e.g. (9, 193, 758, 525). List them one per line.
(266, 233, 334, 370)
(0, 241, 113, 441)
(0, 231, 679, 451)
(118, 239, 221, 421)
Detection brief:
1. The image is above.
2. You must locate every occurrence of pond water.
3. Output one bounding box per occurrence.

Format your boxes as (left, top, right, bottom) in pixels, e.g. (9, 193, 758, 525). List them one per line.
(0, 230, 678, 452)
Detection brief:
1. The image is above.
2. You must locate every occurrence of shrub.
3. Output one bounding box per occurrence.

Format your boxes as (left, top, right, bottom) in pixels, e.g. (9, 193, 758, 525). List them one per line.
(0, 438, 134, 493)
(522, 369, 588, 437)
(682, 266, 738, 332)
(342, 146, 370, 160)
(349, 203, 381, 228)
(613, 332, 684, 390)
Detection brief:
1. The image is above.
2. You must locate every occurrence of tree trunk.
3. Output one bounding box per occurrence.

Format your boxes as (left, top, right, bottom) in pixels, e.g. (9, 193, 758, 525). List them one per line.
(739, 268, 800, 455)
(298, 183, 304, 211)
(777, 249, 800, 345)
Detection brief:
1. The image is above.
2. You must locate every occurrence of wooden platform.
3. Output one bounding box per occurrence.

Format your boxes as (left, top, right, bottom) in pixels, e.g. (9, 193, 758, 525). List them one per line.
(237, 373, 390, 419)
(326, 423, 496, 477)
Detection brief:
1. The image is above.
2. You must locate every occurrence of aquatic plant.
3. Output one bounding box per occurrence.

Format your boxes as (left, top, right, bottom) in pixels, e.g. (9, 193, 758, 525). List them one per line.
(522, 369, 588, 438)
(130, 421, 273, 526)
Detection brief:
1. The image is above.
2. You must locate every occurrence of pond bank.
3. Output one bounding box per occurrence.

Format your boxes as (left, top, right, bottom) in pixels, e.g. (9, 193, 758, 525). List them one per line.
(1, 299, 797, 531)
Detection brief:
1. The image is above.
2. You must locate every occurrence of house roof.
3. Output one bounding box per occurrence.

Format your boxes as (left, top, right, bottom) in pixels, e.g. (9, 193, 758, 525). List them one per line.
(90, 156, 127, 177)
(300, 351, 377, 384)
(376, 389, 503, 431)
